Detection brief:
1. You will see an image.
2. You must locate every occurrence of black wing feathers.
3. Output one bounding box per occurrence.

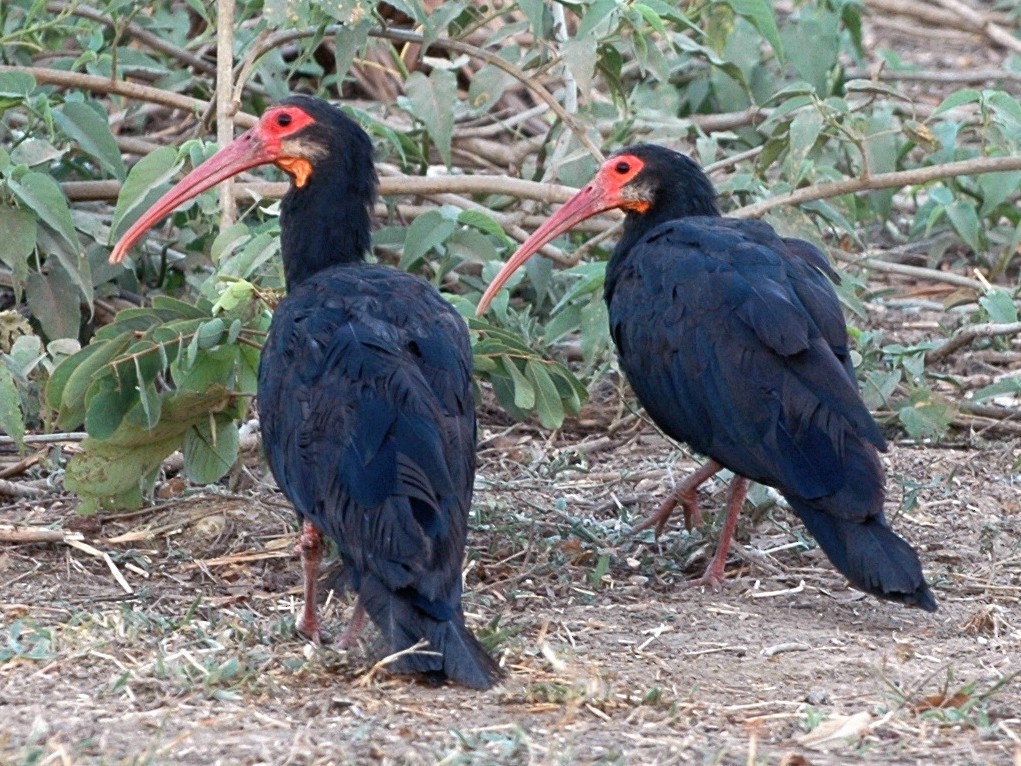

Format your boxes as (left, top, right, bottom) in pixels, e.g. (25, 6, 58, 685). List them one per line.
(606, 217, 934, 610)
(260, 264, 500, 687)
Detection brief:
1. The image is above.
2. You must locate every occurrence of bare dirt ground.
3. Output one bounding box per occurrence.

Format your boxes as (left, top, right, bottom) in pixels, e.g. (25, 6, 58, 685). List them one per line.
(2, 375, 1020, 764)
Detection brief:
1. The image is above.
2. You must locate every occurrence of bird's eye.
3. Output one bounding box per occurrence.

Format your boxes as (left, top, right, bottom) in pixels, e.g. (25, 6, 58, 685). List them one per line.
(615, 161, 631, 174)
(277, 112, 293, 127)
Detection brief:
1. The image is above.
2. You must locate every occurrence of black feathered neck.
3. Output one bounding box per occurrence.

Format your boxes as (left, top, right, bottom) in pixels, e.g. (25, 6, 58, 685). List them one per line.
(276, 96, 378, 289)
(614, 145, 720, 257)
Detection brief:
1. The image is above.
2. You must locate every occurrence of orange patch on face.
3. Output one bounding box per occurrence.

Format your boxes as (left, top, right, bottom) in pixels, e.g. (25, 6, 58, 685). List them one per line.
(276, 157, 313, 187)
(621, 199, 651, 214)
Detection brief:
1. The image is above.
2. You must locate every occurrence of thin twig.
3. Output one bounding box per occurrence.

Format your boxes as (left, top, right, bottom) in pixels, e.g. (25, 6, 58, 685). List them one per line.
(927, 321, 1021, 363)
(44, 2, 218, 77)
(0, 525, 82, 544)
(65, 538, 134, 594)
(832, 250, 986, 292)
(61, 174, 581, 205)
(732, 155, 1021, 220)
(0, 479, 47, 497)
(354, 638, 436, 687)
(845, 68, 1021, 85)
(931, 0, 1021, 55)
(215, 0, 237, 230)
(863, 0, 1014, 31)
(0, 65, 258, 128)
(230, 25, 604, 161)
(0, 432, 86, 445)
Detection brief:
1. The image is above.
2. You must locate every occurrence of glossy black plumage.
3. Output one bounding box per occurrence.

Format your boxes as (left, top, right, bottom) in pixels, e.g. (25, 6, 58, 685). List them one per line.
(477, 144, 936, 611)
(253, 97, 499, 687)
(603, 147, 936, 611)
(110, 95, 499, 687)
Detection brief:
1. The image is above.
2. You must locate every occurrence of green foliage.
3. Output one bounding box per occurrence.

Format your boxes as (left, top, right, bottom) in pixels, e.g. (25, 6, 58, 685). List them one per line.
(45, 293, 262, 510)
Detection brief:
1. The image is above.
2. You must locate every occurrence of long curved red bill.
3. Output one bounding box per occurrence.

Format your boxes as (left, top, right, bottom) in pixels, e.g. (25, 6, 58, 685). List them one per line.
(109, 129, 273, 264)
(476, 178, 613, 315)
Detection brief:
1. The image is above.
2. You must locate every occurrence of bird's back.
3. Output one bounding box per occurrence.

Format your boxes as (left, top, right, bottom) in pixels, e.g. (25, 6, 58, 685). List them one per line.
(605, 217, 881, 504)
(258, 263, 500, 684)
(606, 217, 935, 610)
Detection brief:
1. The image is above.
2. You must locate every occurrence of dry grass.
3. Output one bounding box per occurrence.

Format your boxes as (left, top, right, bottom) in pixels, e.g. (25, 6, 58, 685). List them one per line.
(2, 411, 1020, 764)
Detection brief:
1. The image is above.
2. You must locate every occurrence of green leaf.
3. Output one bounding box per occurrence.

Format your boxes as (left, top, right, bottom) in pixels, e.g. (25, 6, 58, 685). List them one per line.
(933, 89, 981, 116)
(787, 108, 823, 165)
(467, 63, 516, 112)
(183, 415, 239, 484)
(971, 376, 1021, 403)
(110, 146, 183, 242)
(898, 391, 956, 440)
(719, 0, 784, 62)
(561, 36, 598, 96)
(0, 364, 25, 452)
(977, 171, 1021, 217)
(526, 360, 565, 429)
(46, 336, 131, 427)
(0, 206, 36, 302)
(84, 375, 137, 439)
(501, 356, 535, 409)
(401, 210, 457, 268)
(53, 102, 127, 180)
(334, 21, 372, 81)
(64, 387, 235, 513)
(517, 0, 547, 35)
(405, 69, 458, 166)
(457, 210, 512, 244)
(25, 266, 81, 341)
(576, 0, 619, 37)
(945, 199, 981, 252)
(979, 289, 1018, 324)
(7, 172, 80, 256)
(0, 71, 36, 98)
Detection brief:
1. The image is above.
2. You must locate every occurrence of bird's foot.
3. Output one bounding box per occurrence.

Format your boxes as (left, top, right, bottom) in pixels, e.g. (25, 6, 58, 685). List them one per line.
(336, 601, 367, 650)
(296, 608, 324, 646)
(631, 494, 679, 537)
(682, 564, 729, 591)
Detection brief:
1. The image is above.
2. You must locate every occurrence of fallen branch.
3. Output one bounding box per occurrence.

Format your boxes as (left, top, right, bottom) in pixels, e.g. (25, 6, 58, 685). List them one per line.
(864, 0, 1013, 31)
(0, 432, 86, 446)
(0, 525, 82, 544)
(0, 479, 46, 497)
(66, 538, 133, 594)
(927, 321, 1021, 363)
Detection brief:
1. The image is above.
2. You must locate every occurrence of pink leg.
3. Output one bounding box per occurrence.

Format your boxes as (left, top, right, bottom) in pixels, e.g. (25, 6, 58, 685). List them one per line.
(336, 599, 367, 650)
(685, 476, 748, 590)
(632, 460, 723, 536)
(294, 520, 324, 642)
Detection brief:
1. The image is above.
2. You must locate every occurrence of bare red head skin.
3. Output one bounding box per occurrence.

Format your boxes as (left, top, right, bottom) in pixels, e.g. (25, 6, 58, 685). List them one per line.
(109, 103, 318, 264)
(475, 152, 650, 315)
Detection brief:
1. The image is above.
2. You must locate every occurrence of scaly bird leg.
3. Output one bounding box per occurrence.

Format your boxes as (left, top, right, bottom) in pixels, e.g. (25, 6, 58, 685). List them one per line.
(632, 459, 723, 537)
(336, 598, 367, 650)
(294, 520, 324, 643)
(685, 476, 748, 590)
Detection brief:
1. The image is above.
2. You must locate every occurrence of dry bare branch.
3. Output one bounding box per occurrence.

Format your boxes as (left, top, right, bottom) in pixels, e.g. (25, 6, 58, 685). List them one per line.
(731, 155, 1021, 219)
(927, 321, 1021, 363)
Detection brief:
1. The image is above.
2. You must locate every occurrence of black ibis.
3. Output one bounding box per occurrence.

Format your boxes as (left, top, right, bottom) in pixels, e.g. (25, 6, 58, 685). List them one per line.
(477, 144, 936, 612)
(111, 95, 502, 688)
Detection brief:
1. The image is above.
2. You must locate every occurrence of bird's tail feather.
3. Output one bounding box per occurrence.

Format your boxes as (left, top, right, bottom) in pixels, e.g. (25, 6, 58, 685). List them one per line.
(359, 575, 501, 689)
(789, 499, 937, 612)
